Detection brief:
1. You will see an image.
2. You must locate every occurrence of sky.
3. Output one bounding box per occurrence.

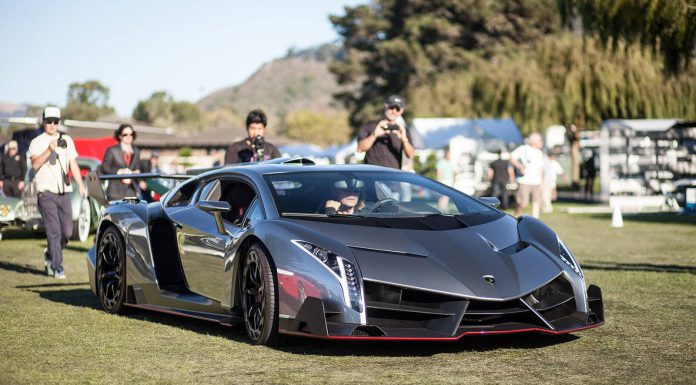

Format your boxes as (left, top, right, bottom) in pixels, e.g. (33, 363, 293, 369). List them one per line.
(0, 0, 363, 116)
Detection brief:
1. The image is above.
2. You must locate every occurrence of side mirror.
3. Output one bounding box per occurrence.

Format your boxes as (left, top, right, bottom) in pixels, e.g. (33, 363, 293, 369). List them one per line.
(479, 196, 501, 207)
(196, 200, 231, 234)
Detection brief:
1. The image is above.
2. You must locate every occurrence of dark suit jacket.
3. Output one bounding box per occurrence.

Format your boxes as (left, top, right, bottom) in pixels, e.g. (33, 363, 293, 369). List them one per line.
(100, 144, 143, 200)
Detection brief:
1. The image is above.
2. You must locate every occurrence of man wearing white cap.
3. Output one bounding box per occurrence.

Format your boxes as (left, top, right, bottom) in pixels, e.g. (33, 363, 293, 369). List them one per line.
(27, 106, 87, 279)
(0, 140, 27, 197)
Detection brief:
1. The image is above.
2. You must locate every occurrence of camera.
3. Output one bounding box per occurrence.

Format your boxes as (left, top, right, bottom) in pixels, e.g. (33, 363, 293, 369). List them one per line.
(252, 134, 265, 148)
(381, 123, 400, 131)
(252, 135, 265, 159)
(57, 133, 67, 149)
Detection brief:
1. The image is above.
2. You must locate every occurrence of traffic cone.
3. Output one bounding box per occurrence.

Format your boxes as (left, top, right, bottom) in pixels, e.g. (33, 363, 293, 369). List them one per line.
(611, 204, 624, 228)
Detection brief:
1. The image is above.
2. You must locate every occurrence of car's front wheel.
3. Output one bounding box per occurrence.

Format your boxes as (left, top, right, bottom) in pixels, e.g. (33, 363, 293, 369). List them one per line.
(241, 243, 280, 345)
(96, 226, 127, 314)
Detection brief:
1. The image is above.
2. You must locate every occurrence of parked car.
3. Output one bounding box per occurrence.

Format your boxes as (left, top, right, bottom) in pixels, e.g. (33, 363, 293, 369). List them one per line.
(87, 157, 604, 345)
(0, 195, 23, 242)
(666, 178, 696, 210)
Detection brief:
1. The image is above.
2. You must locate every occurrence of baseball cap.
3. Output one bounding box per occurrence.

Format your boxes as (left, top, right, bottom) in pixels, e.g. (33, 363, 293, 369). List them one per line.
(7, 140, 18, 149)
(386, 95, 406, 109)
(43, 106, 61, 120)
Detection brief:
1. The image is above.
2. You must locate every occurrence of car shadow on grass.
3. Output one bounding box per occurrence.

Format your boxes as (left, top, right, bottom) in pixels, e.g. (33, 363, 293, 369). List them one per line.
(17, 284, 100, 309)
(583, 260, 696, 274)
(275, 333, 580, 356)
(17, 285, 584, 356)
(16, 284, 248, 340)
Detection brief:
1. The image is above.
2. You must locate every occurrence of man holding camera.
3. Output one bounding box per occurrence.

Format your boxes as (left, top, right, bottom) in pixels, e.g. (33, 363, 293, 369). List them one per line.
(225, 109, 281, 164)
(357, 95, 414, 169)
(27, 106, 87, 279)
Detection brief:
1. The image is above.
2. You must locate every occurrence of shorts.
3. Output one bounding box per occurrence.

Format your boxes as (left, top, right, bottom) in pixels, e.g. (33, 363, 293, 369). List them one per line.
(516, 183, 542, 207)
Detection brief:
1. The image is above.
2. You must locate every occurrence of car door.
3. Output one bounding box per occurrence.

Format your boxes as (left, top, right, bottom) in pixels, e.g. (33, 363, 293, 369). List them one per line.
(167, 178, 254, 301)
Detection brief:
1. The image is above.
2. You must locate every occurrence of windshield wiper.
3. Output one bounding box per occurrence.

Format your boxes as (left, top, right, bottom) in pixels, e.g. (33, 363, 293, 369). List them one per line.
(281, 212, 367, 219)
(326, 213, 367, 218)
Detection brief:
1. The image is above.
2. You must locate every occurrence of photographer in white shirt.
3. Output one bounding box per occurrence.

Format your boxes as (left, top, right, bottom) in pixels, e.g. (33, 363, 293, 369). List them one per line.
(27, 107, 87, 279)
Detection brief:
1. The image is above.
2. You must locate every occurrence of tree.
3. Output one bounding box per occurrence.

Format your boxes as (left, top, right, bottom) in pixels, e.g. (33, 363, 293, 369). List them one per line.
(172, 101, 204, 131)
(283, 110, 352, 146)
(331, 1, 696, 135)
(410, 34, 696, 133)
(558, 0, 696, 73)
(412, 153, 438, 179)
(62, 80, 115, 121)
(133, 91, 203, 131)
(330, 0, 560, 132)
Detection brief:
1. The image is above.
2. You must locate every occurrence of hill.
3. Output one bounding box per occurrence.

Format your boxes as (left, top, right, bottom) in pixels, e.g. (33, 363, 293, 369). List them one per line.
(197, 44, 347, 139)
(0, 102, 27, 119)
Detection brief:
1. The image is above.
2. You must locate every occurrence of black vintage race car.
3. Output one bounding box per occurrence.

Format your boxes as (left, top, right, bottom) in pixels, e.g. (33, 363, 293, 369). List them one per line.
(86, 158, 604, 345)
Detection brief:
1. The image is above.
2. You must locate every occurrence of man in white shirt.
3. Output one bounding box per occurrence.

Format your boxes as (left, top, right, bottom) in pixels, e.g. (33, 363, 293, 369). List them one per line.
(510, 132, 544, 218)
(28, 107, 87, 279)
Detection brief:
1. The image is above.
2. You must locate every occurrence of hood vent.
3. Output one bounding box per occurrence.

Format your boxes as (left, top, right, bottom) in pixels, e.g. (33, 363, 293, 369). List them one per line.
(349, 246, 427, 259)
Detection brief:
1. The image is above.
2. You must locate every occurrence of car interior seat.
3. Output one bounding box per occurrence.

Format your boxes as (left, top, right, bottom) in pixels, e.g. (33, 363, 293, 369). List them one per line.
(222, 183, 256, 224)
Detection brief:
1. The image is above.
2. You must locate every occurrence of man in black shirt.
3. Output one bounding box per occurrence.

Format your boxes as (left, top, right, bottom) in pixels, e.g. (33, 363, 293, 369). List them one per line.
(357, 95, 415, 169)
(487, 150, 515, 209)
(225, 110, 281, 164)
(0, 140, 27, 197)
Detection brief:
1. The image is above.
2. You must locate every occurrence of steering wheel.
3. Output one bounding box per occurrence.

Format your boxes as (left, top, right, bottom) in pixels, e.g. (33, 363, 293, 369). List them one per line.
(369, 197, 398, 213)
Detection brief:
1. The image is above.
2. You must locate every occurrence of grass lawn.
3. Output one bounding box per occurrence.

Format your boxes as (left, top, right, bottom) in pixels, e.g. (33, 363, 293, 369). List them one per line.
(1, 208, 695, 384)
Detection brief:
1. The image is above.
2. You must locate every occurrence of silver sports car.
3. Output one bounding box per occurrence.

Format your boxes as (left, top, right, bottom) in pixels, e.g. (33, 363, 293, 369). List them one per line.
(86, 158, 604, 345)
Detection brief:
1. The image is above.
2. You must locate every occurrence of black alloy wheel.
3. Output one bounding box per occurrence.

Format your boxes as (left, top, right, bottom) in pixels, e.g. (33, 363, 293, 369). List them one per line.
(241, 243, 280, 345)
(96, 226, 127, 314)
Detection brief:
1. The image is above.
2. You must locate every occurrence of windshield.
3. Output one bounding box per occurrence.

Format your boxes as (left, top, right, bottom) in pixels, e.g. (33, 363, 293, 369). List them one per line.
(264, 170, 501, 222)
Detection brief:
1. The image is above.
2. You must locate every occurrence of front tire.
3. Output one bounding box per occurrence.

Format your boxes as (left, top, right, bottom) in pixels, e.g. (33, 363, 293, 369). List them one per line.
(96, 226, 127, 314)
(241, 243, 280, 345)
(72, 197, 91, 243)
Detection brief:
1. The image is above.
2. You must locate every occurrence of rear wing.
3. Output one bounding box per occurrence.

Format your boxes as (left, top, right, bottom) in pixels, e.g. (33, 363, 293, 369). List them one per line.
(183, 156, 316, 175)
(85, 171, 192, 208)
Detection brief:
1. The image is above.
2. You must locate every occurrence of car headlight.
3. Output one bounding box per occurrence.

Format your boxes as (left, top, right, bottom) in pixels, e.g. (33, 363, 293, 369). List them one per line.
(557, 237, 583, 278)
(292, 240, 363, 314)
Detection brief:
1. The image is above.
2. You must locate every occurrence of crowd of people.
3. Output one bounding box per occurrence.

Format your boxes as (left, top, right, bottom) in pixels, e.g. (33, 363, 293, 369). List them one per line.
(436, 131, 576, 218)
(0, 96, 595, 278)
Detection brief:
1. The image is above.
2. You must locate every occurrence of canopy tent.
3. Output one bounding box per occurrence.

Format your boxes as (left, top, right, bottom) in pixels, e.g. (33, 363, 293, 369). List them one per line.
(410, 118, 523, 150)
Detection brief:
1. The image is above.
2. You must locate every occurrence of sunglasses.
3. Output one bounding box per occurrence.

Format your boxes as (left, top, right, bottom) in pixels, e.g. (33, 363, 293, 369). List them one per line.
(45, 118, 60, 125)
(121, 132, 134, 137)
(387, 105, 401, 112)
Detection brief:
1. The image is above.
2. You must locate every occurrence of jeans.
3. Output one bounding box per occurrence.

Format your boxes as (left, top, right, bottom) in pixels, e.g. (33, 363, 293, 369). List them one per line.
(38, 192, 73, 271)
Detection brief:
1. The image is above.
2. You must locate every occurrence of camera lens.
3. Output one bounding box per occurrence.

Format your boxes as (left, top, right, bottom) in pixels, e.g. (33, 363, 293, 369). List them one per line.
(253, 135, 265, 148)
